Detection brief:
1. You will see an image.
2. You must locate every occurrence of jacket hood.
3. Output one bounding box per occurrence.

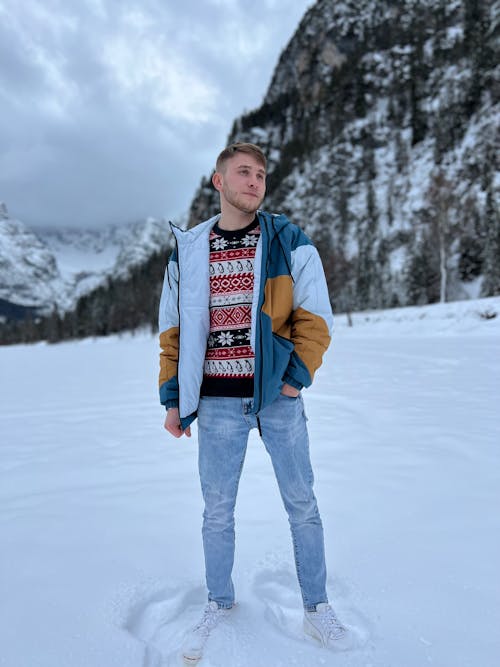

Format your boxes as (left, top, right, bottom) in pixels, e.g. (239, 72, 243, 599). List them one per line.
(257, 211, 291, 237)
(169, 215, 220, 245)
(170, 210, 291, 246)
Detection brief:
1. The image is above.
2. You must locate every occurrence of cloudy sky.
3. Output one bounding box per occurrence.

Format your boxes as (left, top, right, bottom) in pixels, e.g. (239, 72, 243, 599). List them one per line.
(0, 0, 313, 229)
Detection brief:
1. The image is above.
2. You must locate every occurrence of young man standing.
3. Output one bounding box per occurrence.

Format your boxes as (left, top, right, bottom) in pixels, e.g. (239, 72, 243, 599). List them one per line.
(159, 143, 347, 662)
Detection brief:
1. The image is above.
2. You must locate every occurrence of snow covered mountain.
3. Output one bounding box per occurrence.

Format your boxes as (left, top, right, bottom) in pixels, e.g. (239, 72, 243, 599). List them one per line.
(2, 0, 499, 342)
(0, 202, 171, 321)
(188, 0, 500, 311)
(0, 204, 62, 316)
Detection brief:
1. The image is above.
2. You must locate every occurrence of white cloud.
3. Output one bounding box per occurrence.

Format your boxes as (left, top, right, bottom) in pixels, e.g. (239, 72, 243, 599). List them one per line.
(102, 35, 217, 123)
(0, 0, 313, 227)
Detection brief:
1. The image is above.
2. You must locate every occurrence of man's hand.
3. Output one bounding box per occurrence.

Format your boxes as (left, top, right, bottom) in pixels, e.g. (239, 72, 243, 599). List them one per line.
(164, 407, 191, 438)
(281, 382, 300, 398)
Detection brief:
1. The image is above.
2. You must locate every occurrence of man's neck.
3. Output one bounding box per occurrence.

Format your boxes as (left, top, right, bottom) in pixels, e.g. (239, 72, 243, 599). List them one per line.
(218, 208, 257, 231)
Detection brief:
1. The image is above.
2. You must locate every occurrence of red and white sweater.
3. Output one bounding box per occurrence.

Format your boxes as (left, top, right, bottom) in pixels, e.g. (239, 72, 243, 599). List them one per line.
(200, 218, 261, 397)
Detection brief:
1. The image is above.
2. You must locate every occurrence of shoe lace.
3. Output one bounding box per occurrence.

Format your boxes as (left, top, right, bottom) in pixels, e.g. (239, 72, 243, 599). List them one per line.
(193, 604, 226, 637)
(317, 606, 346, 640)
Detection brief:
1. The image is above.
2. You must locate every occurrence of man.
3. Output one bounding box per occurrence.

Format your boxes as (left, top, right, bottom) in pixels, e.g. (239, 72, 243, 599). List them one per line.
(159, 143, 348, 662)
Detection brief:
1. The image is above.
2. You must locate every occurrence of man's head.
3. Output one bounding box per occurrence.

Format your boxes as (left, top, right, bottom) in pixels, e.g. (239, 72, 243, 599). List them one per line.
(215, 142, 267, 174)
(212, 142, 267, 216)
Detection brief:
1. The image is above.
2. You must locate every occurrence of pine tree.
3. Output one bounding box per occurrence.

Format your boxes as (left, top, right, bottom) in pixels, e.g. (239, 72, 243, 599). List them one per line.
(481, 186, 500, 296)
(463, 0, 492, 115)
(424, 170, 457, 302)
(409, 12, 428, 146)
(458, 235, 484, 281)
(405, 235, 440, 305)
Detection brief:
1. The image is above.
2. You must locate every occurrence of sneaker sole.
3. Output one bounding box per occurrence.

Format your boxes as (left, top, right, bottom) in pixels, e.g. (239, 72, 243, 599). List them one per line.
(304, 625, 327, 648)
(304, 622, 351, 650)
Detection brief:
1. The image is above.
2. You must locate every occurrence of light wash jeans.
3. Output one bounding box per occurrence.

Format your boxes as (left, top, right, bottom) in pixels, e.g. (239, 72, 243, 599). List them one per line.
(197, 394, 328, 611)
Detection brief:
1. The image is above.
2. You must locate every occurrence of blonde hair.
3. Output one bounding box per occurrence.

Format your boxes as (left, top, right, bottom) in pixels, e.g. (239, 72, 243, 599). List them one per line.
(216, 142, 267, 173)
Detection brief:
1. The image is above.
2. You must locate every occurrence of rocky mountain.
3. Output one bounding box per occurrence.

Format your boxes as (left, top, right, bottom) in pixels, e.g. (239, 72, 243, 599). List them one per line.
(188, 0, 500, 311)
(0, 202, 171, 322)
(0, 204, 62, 318)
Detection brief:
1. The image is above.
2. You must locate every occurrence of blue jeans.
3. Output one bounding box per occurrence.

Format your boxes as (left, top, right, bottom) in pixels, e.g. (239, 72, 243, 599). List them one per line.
(197, 394, 328, 611)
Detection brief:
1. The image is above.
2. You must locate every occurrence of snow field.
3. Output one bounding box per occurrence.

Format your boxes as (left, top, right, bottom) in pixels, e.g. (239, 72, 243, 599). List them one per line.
(0, 298, 499, 666)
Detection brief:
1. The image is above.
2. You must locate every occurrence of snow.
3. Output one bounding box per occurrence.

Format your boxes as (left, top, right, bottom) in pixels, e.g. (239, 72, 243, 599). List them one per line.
(43, 234, 121, 279)
(1, 297, 499, 667)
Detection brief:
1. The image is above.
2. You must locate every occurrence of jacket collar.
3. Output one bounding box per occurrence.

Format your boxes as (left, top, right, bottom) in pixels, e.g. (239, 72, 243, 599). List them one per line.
(169, 215, 220, 246)
(170, 210, 290, 247)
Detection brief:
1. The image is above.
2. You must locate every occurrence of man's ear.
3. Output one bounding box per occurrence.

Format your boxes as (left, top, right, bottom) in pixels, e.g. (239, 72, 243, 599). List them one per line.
(212, 171, 222, 192)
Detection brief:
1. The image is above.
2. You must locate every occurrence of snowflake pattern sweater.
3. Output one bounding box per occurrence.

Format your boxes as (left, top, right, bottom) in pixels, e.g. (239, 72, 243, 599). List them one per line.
(200, 218, 261, 397)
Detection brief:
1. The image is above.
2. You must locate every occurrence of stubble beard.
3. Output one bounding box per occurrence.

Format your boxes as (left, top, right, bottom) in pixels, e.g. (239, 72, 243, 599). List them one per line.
(222, 183, 264, 215)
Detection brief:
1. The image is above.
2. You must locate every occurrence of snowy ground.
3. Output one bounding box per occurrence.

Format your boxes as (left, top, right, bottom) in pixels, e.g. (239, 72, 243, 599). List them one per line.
(1, 297, 499, 667)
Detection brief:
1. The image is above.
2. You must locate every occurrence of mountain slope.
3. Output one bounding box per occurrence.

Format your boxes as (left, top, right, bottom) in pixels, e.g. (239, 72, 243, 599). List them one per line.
(188, 0, 500, 311)
(0, 208, 62, 315)
(0, 202, 171, 322)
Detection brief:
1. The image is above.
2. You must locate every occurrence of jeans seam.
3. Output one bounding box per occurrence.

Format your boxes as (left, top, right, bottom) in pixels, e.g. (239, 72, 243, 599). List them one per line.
(291, 531, 307, 606)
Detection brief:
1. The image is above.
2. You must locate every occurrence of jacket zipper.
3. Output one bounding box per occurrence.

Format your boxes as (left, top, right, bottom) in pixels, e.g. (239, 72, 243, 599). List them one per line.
(255, 213, 271, 414)
(174, 233, 182, 419)
(255, 213, 291, 414)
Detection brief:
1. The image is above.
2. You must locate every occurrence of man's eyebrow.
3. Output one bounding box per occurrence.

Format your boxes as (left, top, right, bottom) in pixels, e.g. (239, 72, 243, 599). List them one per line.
(236, 163, 266, 174)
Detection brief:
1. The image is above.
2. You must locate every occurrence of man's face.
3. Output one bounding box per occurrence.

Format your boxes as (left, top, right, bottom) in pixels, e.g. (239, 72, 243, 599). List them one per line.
(214, 153, 266, 214)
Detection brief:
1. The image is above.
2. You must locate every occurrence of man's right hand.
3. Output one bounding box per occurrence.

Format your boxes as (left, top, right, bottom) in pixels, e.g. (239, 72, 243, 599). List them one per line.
(164, 407, 191, 438)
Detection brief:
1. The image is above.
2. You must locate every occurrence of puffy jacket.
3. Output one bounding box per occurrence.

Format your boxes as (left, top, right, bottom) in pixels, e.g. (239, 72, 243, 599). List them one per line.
(158, 210, 333, 430)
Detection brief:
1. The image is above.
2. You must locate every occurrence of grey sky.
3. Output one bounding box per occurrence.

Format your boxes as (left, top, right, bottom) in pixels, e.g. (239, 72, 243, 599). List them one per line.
(0, 0, 313, 228)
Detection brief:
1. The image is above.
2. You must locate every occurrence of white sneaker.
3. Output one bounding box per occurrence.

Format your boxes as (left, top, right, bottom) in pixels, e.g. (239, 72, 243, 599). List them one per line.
(182, 601, 230, 664)
(303, 602, 351, 650)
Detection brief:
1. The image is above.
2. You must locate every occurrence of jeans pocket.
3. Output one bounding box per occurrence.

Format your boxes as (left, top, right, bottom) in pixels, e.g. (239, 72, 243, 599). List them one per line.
(279, 392, 300, 401)
(281, 392, 308, 421)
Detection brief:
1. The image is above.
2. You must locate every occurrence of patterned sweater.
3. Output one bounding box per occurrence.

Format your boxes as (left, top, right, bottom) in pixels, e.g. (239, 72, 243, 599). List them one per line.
(200, 218, 261, 397)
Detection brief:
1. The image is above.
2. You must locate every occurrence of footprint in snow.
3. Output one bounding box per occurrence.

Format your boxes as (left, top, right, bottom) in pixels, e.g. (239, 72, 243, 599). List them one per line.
(124, 583, 206, 666)
(123, 568, 370, 665)
(253, 565, 371, 652)
(124, 583, 257, 667)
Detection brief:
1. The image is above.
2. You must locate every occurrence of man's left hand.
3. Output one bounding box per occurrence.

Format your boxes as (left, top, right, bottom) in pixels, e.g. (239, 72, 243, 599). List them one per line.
(281, 383, 300, 398)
